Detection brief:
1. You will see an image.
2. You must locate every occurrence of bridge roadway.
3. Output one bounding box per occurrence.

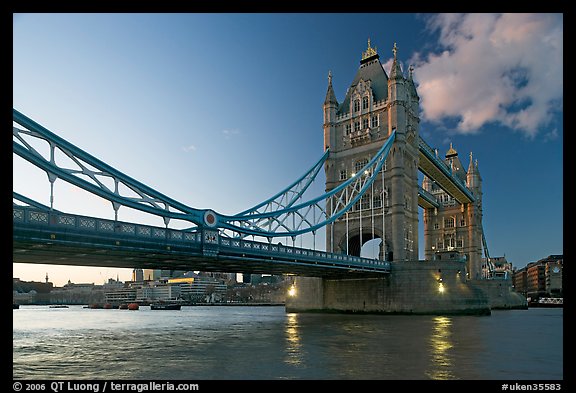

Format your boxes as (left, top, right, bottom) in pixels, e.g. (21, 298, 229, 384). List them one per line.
(13, 206, 390, 278)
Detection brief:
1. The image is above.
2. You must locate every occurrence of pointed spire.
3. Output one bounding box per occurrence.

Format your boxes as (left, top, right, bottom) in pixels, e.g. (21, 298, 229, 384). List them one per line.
(389, 42, 404, 80)
(324, 70, 338, 105)
(468, 152, 475, 173)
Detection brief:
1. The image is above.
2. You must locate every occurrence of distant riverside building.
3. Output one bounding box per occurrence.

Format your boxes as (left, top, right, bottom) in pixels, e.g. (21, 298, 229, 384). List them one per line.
(132, 268, 144, 282)
(135, 283, 182, 302)
(512, 254, 563, 299)
(482, 256, 513, 279)
(142, 269, 158, 281)
(168, 275, 227, 302)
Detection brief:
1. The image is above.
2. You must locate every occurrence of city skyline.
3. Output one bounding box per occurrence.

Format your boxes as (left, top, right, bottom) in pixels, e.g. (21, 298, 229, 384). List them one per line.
(13, 13, 563, 287)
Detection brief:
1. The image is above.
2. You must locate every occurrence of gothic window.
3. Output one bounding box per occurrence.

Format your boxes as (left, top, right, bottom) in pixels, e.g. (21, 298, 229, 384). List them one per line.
(362, 96, 369, 110)
(354, 121, 360, 132)
(444, 217, 455, 228)
(457, 238, 463, 248)
(434, 222, 439, 230)
(460, 218, 466, 226)
(339, 169, 347, 181)
(355, 159, 368, 174)
(353, 99, 360, 113)
(345, 124, 352, 134)
(362, 118, 369, 129)
(371, 115, 378, 128)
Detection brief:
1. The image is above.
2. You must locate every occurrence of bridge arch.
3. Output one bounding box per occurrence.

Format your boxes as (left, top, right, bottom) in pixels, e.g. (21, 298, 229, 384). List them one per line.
(336, 227, 391, 260)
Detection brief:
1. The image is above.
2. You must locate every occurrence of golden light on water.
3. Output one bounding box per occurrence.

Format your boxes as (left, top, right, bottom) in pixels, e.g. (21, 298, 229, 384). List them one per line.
(284, 313, 302, 365)
(426, 316, 455, 379)
(438, 282, 445, 294)
(288, 284, 297, 297)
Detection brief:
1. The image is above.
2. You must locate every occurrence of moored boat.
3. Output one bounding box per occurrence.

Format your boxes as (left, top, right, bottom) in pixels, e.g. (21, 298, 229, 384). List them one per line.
(528, 297, 563, 308)
(13, 304, 20, 309)
(128, 303, 139, 310)
(150, 302, 181, 310)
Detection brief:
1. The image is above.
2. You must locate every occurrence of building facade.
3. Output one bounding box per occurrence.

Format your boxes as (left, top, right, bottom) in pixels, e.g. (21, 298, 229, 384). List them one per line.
(512, 255, 563, 299)
(323, 41, 420, 261)
(421, 145, 484, 279)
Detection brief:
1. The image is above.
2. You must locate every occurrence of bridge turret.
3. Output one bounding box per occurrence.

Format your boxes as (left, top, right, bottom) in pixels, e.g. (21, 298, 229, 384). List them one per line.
(387, 43, 407, 137)
(466, 152, 482, 198)
(386, 42, 420, 261)
(323, 70, 338, 152)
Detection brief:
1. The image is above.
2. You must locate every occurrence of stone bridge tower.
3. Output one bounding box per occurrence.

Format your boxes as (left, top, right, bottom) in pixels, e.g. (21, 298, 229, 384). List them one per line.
(323, 41, 420, 261)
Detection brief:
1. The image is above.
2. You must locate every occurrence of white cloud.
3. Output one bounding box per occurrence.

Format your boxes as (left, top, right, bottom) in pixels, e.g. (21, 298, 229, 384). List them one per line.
(182, 144, 196, 153)
(410, 13, 562, 138)
(221, 128, 240, 139)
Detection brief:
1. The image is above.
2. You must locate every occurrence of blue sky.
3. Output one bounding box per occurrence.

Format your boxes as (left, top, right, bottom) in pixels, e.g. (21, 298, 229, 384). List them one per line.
(13, 13, 563, 287)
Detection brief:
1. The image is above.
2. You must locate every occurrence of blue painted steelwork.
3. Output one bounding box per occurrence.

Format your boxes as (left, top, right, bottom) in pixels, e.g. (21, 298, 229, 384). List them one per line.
(223, 131, 396, 237)
(13, 206, 390, 276)
(13, 192, 59, 212)
(237, 149, 329, 216)
(13, 109, 486, 260)
(13, 109, 207, 226)
(13, 108, 395, 239)
(418, 136, 475, 202)
(418, 186, 439, 209)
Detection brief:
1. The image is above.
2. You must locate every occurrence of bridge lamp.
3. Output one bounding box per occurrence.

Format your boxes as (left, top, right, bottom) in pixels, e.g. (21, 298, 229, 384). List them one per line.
(437, 276, 445, 294)
(438, 282, 445, 294)
(288, 284, 297, 297)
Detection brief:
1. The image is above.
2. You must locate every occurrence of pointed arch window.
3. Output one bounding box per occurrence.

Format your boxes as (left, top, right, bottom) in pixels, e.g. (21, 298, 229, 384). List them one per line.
(362, 96, 369, 110)
(362, 118, 369, 129)
(353, 99, 360, 113)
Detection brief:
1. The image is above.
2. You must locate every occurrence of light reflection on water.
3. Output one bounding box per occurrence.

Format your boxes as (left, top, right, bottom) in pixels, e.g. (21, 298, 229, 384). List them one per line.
(284, 313, 302, 366)
(13, 306, 562, 380)
(427, 316, 454, 380)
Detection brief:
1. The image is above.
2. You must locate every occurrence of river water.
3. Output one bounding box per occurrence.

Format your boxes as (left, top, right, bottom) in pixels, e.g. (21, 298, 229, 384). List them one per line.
(13, 305, 562, 380)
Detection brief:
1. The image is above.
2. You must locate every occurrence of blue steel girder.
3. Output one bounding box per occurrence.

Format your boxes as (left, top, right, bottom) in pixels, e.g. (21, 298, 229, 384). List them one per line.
(417, 137, 475, 204)
(13, 108, 394, 239)
(13, 109, 206, 226)
(223, 131, 396, 238)
(236, 149, 329, 216)
(13, 206, 390, 277)
(418, 186, 439, 209)
(13, 192, 60, 212)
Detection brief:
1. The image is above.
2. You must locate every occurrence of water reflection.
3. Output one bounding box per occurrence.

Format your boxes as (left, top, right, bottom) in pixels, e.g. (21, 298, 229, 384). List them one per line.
(426, 316, 455, 379)
(284, 313, 302, 366)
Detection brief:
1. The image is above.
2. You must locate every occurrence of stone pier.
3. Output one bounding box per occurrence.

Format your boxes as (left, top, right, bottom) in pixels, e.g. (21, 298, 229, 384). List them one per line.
(286, 260, 497, 315)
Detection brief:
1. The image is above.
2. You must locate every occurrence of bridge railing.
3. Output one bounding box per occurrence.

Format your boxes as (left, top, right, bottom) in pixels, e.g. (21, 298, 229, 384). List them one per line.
(418, 186, 439, 208)
(13, 206, 202, 243)
(14, 206, 390, 272)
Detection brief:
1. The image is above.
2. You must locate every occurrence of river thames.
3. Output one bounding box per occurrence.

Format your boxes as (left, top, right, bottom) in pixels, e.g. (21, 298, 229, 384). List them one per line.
(13, 305, 562, 380)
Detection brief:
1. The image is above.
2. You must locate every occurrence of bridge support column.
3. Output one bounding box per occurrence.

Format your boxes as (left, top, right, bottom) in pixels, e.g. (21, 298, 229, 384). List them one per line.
(286, 261, 491, 315)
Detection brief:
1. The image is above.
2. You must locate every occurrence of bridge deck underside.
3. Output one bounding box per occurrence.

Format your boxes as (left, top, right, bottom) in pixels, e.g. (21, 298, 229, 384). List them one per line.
(13, 225, 388, 278)
(418, 152, 473, 204)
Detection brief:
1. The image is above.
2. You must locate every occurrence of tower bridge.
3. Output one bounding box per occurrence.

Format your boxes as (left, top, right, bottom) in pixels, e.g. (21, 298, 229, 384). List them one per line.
(13, 40, 527, 314)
